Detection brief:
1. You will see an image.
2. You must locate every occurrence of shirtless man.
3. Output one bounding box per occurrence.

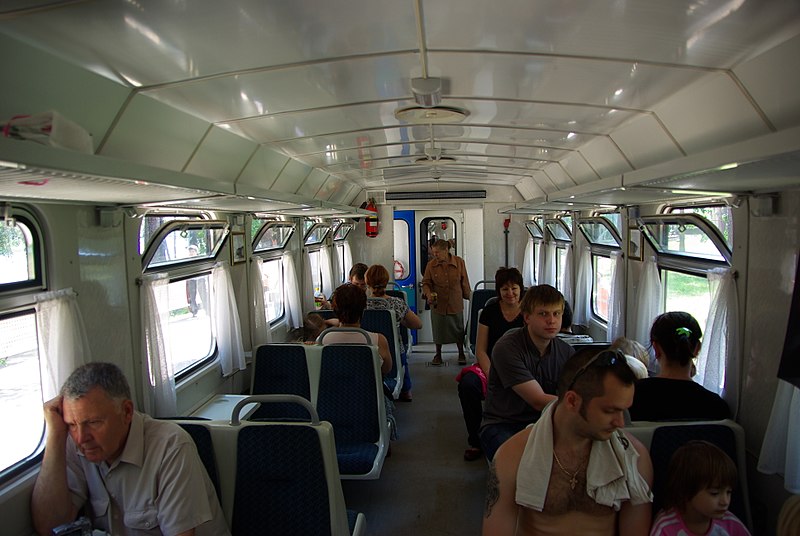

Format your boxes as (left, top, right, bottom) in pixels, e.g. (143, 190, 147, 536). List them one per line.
(483, 349, 654, 536)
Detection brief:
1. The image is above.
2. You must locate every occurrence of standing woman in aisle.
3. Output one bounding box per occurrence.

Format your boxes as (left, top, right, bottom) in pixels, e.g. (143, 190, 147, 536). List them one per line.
(422, 239, 471, 366)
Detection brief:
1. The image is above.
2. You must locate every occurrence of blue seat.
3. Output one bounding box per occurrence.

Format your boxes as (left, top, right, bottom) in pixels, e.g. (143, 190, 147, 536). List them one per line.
(167, 420, 221, 503)
(316, 341, 390, 479)
(216, 395, 366, 535)
(627, 419, 752, 531)
(466, 282, 496, 356)
(360, 308, 403, 398)
(384, 289, 410, 350)
(249, 344, 312, 421)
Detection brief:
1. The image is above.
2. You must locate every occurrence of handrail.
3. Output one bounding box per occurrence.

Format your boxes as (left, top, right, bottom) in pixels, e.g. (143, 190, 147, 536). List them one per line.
(230, 394, 319, 425)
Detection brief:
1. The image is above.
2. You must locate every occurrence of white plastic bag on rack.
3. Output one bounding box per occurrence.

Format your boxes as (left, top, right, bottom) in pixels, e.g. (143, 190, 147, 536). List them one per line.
(2, 111, 93, 153)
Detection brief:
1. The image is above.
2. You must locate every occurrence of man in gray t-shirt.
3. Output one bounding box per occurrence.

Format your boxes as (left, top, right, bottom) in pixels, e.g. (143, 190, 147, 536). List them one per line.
(479, 285, 575, 461)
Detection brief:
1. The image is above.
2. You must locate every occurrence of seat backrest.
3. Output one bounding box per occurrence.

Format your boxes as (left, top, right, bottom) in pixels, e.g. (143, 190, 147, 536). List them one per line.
(167, 421, 221, 503)
(626, 419, 752, 530)
(250, 344, 312, 420)
(360, 308, 403, 397)
(381, 291, 410, 349)
(467, 287, 496, 354)
(315, 343, 389, 479)
(206, 395, 362, 535)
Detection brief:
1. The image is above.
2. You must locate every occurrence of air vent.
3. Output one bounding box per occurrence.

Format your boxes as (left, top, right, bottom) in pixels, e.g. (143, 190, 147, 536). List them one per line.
(366, 190, 387, 204)
(385, 190, 486, 200)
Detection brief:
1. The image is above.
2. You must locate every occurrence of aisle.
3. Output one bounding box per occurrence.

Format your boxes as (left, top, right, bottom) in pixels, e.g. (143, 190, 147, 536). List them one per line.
(341, 347, 487, 535)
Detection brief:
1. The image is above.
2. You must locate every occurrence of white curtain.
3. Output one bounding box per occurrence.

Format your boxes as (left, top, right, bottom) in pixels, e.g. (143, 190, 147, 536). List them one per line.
(695, 268, 739, 414)
(331, 243, 343, 285)
(35, 288, 90, 399)
(212, 263, 246, 377)
(541, 241, 557, 286)
(343, 241, 353, 282)
(140, 275, 176, 417)
(561, 245, 575, 306)
(573, 246, 592, 326)
(522, 239, 536, 287)
(633, 256, 663, 372)
(250, 257, 272, 348)
(607, 250, 626, 340)
(320, 246, 335, 297)
(282, 252, 303, 329)
(758, 380, 800, 493)
(301, 250, 316, 313)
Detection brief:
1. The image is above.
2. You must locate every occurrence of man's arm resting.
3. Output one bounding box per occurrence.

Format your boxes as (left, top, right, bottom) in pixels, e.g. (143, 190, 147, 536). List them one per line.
(32, 396, 80, 535)
(511, 380, 557, 411)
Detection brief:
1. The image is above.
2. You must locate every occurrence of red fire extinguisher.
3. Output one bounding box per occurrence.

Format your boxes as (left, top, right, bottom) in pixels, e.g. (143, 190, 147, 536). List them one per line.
(365, 198, 379, 238)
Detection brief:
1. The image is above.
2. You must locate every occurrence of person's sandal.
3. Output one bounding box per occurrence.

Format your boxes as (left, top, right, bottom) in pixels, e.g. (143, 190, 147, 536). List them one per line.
(457, 354, 467, 366)
(430, 355, 443, 366)
(464, 447, 483, 461)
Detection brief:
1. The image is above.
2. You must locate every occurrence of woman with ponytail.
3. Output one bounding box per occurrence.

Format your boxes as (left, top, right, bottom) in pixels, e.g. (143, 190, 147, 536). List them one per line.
(629, 311, 730, 421)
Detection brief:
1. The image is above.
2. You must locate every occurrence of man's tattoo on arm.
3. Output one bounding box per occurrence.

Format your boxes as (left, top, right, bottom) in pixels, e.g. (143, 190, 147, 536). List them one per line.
(485, 459, 500, 518)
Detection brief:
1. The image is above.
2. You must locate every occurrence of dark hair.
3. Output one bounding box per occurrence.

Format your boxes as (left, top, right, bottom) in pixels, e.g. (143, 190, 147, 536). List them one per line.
(331, 283, 367, 324)
(61, 362, 131, 402)
(663, 440, 738, 511)
(349, 262, 368, 280)
(365, 264, 389, 295)
(557, 347, 635, 409)
(650, 311, 702, 367)
(520, 284, 564, 315)
(495, 267, 523, 293)
(561, 301, 573, 331)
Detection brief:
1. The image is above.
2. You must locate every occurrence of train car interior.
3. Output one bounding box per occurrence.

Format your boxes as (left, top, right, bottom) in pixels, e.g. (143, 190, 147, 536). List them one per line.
(1, 1, 799, 534)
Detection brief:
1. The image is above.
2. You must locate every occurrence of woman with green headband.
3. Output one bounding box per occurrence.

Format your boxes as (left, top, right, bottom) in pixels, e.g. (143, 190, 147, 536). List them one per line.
(629, 311, 730, 421)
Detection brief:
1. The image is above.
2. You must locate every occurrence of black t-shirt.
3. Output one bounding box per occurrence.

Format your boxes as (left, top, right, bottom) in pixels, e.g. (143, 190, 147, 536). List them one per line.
(629, 377, 731, 421)
(478, 301, 524, 360)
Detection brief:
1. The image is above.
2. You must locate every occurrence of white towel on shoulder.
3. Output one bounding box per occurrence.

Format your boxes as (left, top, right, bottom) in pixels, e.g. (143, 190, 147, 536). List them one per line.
(515, 401, 652, 511)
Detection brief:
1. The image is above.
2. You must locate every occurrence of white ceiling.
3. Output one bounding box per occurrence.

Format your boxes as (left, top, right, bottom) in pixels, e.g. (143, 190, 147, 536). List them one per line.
(0, 0, 799, 210)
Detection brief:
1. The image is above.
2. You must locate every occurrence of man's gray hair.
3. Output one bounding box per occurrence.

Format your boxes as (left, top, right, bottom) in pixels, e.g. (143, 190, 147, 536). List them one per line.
(61, 362, 132, 401)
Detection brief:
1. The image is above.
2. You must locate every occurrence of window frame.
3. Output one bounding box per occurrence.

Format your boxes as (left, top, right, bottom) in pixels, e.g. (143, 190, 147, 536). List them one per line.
(253, 220, 295, 253)
(577, 217, 622, 248)
(640, 214, 731, 273)
(141, 219, 229, 273)
(304, 222, 332, 246)
(0, 205, 46, 482)
(0, 208, 46, 293)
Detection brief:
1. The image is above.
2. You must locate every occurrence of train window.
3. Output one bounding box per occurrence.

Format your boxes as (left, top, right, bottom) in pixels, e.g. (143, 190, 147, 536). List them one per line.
(667, 205, 733, 249)
(167, 275, 215, 375)
(253, 221, 294, 252)
(545, 219, 571, 241)
(524, 221, 544, 239)
(662, 270, 711, 332)
(592, 254, 613, 322)
(138, 213, 206, 255)
(308, 249, 322, 295)
(599, 213, 622, 234)
(0, 310, 43, 476)
(0, 213, 43, 291)
(555, 246, 568, 292)
(304, 223, 331, 246)
(560, 215, 573, 230)
(259, 258, 285, 323)
(333, 221, 353, 241)
(142, 220, 228, 271)
(393, 219, 411, 281)
(577, 219, 622, 247)
(640, 214, 730, 265)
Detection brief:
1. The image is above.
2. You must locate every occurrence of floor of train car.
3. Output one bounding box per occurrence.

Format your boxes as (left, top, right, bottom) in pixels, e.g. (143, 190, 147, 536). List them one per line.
(341, 343, 487, 535)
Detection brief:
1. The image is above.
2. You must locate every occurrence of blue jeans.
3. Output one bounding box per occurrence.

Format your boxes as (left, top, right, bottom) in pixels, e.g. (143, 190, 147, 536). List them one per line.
(479, 422, 528, 461)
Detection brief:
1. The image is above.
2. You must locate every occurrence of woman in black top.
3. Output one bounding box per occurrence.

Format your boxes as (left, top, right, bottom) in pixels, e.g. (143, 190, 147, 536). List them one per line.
(629, 311, 730, 421)
(456, 267, 524, 461)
